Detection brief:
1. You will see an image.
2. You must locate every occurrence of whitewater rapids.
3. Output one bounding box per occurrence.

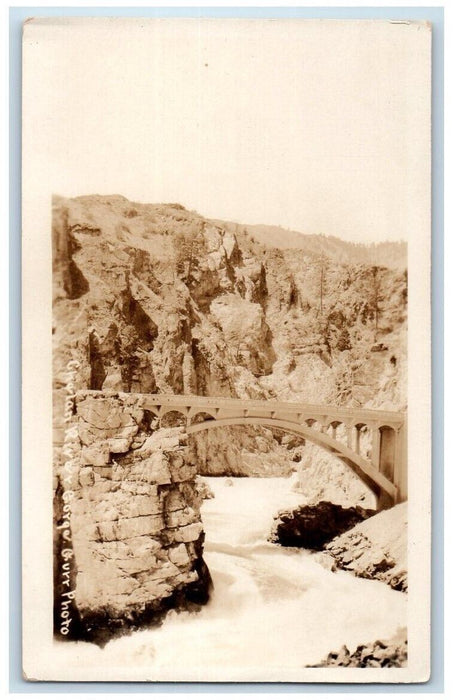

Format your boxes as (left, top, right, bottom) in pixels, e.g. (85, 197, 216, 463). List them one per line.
(55, 475, 407, 681)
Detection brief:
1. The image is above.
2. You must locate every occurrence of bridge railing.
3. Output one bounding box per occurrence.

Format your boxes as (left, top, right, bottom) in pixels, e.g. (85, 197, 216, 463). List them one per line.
(75, 390, 405, 425)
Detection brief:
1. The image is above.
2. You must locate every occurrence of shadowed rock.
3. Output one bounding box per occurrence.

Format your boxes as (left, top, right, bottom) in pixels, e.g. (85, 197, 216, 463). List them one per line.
(270, 501, 375, 550)
(308, 628, 408, 668)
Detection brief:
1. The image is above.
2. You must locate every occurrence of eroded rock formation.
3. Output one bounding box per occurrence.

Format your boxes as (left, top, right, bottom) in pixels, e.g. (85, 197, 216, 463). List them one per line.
(54, 393, 211, 644)
(270, 502, 375, 550)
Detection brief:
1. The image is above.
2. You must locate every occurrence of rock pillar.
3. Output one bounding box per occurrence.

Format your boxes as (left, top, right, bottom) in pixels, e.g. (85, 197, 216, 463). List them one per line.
(54, 392, 211, 644)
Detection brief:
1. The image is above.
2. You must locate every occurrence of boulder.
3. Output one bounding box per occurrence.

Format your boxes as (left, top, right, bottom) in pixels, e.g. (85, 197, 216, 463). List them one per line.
(308, 628, 407, 668)
(270, 501, 375, 550)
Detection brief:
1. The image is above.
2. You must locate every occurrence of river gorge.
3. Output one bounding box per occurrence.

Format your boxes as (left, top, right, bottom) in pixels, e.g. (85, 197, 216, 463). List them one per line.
(52, 475, 407, 680)
(51, 195, 408, 678)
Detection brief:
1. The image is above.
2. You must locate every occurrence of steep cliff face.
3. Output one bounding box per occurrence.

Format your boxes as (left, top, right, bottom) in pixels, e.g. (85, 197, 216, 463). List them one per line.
(53, 195, 407, 496)
(55, 394, 211, 644)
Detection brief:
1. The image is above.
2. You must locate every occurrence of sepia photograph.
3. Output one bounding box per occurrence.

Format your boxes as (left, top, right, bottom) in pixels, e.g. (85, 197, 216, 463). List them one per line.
(21, 16, 432, 682)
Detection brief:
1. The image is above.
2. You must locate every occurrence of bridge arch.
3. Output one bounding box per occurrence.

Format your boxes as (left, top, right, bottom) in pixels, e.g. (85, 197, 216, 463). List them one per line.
(190, 410, 219, 424)
(187, 416, 397, 507)
(159, 409, 188, 428)
(305, 418, 320, 428)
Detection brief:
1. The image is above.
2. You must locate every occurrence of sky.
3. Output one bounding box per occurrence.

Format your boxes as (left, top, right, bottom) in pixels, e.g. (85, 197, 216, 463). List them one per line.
(23, 18, 431, 243)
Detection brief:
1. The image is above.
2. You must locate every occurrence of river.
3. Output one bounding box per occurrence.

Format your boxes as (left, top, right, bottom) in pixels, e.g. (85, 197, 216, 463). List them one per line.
(54, 475, 407, 681)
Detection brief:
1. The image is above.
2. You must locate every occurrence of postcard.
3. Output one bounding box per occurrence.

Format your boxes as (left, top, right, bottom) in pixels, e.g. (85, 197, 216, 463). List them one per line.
(22, 17, 431, 682)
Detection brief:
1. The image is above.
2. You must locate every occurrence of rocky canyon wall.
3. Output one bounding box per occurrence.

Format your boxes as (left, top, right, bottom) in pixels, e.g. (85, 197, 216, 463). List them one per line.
(54, 392, 211, 644)
(52, 195, 407, 504)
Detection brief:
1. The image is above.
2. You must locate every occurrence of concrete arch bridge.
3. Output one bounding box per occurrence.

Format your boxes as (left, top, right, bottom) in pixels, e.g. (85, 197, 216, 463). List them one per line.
(113, 393, 407, 511)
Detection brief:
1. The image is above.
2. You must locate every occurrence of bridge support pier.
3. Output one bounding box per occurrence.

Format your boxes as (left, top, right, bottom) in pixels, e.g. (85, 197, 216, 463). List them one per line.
(346, 424, 354, 450)
(371, 425, 381, 469)
(377, 487, 396, 511)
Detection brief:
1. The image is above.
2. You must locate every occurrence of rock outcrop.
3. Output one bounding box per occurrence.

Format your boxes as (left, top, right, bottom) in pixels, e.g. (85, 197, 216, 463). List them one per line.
(309, 628, 407, 668)
(292, 444, 377, 510)
(324, 502, 408, 591)
(270, 500, 407, 592)
(270, 502, 375, 550)
(54, 393, 211, 645)
(191, 425, 296, 478)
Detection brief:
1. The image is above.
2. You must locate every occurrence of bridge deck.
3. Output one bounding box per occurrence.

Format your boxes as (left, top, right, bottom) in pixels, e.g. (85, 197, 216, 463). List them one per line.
(75, 390, 405, 425)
